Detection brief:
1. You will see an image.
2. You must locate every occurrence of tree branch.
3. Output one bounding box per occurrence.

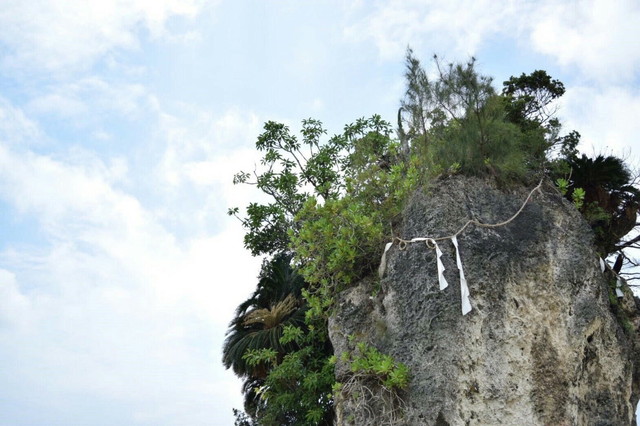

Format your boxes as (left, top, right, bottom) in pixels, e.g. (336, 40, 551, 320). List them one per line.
(615, 233, 640, 251)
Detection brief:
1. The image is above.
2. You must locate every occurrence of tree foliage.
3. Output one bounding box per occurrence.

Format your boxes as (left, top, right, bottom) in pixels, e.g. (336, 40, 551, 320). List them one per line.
(253, 321, 335, 425)
(292, 120, 421, 303)
(222, 253, 308, 416)
(226, 116, 414, 424)
(400, 50, 553, 179)
(552, 153, 640, 257)
(502, 69, 565, 127)
(228, 118, 350, 256)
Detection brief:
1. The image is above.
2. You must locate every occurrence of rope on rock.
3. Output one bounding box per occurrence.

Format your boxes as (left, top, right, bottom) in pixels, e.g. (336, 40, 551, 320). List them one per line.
(378, 177, 545, 315)
(394, 177, 545, 249)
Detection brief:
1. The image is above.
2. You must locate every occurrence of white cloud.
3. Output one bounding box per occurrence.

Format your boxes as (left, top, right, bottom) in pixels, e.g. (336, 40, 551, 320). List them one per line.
(560, 86, 640, 158)
(27, 78, 149, 120)
(346, 0, 640, 85)
(0, 0, 205, 73)
(155, 106, 265, 225)
(0, 101, 263, 316)
(0, 247, 251, 423)
(344, 0, 516, 60)
(0, 100, 262, 424)
(168, 109, 263, 185)
(529, 0, 640, 84)
(28, 94, 88, 118)
(0, 97, 45, 147)
(93, 130, 113, 141)
(0, 145, 138, 233)
(308, 98, 325, 112)
(0, 268, 31, 328)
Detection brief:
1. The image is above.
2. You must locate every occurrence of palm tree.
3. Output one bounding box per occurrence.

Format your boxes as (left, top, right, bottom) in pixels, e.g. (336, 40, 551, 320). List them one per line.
(565, 154, 640, 256)
(222, 253, 307, 415)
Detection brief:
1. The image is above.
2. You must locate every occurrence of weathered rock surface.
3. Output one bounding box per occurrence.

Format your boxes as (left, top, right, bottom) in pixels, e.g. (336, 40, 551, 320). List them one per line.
(329, 176, 640, 425)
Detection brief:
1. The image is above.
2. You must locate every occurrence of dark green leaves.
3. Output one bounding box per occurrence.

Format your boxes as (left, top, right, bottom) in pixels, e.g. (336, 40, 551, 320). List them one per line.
(228, 116, 404, 423)
(502, 70, 565, 126)
(231, 116, 396, 257)
(343, 342, 410, 390)
(556, 154, 640, 256)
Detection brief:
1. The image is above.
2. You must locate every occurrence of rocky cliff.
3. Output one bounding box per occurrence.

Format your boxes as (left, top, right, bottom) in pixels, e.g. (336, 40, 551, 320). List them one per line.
(329, 176, 640, 425)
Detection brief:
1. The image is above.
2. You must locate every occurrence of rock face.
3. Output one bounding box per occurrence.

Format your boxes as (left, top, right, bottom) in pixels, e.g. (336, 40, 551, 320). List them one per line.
(329, 177, 640, 425)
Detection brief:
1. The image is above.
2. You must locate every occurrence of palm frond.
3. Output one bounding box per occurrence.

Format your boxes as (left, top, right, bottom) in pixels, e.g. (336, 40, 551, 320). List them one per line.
(243, 294, 299, 329)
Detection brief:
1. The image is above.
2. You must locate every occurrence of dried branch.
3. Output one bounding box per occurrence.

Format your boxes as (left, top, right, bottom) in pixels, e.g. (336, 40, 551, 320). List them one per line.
(615, 233, 640, 251)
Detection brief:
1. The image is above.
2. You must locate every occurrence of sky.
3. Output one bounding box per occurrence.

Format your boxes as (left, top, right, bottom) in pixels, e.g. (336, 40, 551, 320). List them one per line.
(0, 1, 639, 425)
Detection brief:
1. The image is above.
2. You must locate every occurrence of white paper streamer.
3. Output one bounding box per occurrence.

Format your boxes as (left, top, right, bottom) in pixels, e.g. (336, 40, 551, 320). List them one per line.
(429, 239, 448, 290)
(599, 257, 606, 273)
(616, 277, 624, 298)
(378, 242, 393, 279)
(452, 236, 472, 315)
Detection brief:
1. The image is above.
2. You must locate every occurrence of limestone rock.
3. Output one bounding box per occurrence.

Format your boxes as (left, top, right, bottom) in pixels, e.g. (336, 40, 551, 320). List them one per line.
(329, 176, 640, 425)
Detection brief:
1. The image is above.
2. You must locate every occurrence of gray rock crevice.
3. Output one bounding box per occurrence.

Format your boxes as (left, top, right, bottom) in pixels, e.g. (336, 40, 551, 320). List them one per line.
(329, 176, 640, 425)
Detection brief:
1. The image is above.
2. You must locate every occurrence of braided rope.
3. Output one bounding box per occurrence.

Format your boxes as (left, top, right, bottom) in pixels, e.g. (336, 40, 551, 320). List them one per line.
(394, 177, 545, 250)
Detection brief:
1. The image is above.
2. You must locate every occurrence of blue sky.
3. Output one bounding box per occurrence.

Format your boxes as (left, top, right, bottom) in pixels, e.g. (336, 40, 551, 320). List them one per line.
(0, 1, 639, 425)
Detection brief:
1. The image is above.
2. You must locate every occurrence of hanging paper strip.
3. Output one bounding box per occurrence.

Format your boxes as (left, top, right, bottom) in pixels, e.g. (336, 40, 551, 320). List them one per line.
(428, 239, 448, 290)
(599, 257, 606, 273)
(616, 277, 624, 298)
(378, 242, 393, 279)
(452, 236, 472, 315)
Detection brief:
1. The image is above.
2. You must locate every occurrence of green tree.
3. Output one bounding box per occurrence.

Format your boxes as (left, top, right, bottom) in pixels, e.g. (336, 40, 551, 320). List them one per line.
(227, 116, 411, 424)
(400, 49, 550, 179)
(223, 253, 307, 417)
(556, 153, 640, 257)
(502, 69, 565, 128)
(228, 119, 347, 256)
(252, 317, 335, 425)
(229, 116, 403, 258)
(400, 48, 439, 145)
(291, 117, 419, 299)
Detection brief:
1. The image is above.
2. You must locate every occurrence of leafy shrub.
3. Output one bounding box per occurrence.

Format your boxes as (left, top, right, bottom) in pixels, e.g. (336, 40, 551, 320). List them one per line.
(255, 324, 336, 425)
(342, 342, 410, 390)
(335, 342, 410, 425)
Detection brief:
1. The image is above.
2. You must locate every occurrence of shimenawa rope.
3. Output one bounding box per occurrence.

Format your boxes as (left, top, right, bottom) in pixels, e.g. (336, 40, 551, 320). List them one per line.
(378, 177, 545, 315)
(394, 177, 545, 250)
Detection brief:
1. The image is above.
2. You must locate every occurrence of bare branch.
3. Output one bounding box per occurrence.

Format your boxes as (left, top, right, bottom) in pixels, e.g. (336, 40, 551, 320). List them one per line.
(614, 233, 640, 251)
